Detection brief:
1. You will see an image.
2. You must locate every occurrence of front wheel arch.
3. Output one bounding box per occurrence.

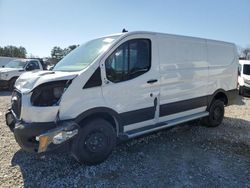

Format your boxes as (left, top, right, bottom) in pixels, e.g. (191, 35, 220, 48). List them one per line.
(75, 107, 122, 136)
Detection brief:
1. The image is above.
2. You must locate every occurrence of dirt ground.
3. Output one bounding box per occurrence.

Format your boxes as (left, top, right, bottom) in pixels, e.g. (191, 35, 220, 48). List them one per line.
(0, 91, 249, 188)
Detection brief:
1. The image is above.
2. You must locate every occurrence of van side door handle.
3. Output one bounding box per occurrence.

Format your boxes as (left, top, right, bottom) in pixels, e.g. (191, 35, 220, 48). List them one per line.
(147, 79, 158, 84)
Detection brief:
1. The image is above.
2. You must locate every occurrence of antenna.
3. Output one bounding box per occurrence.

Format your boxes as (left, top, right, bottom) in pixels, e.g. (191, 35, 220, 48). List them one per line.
(122, 28, 128, 33)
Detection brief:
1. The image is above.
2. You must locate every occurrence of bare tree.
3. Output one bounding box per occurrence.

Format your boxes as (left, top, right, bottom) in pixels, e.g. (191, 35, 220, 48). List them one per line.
(242, 48, 250, 59)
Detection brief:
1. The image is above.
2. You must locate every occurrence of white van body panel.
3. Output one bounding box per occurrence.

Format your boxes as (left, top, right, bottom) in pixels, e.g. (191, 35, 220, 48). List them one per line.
(207, 40, 238, 93)
(58, 61, 106, 120)
(157, 34, 208, 103)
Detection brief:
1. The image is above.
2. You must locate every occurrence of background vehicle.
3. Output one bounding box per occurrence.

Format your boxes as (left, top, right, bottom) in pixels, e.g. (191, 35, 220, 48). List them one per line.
(0, 58, 46, 90)
(0, 56, 21, 67)
(5, 31, 238, 165)
(238, 60, 250, 96)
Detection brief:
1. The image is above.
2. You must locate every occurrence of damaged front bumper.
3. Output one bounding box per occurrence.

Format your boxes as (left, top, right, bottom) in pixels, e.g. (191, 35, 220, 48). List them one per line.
(5, 109, 79, 153)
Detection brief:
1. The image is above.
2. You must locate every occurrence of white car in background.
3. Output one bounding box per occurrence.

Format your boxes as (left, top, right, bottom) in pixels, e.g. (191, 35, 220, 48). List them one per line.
(238, 60, 250, 96)
(0, 59, 45, 90)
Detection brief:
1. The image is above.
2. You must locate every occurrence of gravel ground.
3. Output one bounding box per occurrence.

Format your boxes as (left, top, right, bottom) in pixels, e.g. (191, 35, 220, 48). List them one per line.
(0, 91, 249, 188)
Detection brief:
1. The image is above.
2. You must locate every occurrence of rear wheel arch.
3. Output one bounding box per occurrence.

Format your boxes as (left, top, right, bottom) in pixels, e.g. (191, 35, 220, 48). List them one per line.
(208, 89, 229, 108)
(201, 99, 225, 127)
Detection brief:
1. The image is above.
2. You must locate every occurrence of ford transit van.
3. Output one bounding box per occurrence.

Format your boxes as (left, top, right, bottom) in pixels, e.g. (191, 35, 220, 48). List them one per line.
(5, 31, 238, 164)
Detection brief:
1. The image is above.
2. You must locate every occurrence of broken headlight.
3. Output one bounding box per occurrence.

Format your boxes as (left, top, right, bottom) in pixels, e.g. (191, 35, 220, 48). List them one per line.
(53, 87, 64, 99)
(31, 80, 69, 106)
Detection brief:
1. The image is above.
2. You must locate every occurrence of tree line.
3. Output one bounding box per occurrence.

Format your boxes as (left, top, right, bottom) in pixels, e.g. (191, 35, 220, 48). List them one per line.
(0, 44, 79, 62)
(239, 47, 250, 59)
(0, 46, 27, 58)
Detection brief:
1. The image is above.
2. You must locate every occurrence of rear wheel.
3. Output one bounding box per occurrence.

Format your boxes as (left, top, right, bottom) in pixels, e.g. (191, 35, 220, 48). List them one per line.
(71, 118, 116, 165)
(201, 99, 224, 127)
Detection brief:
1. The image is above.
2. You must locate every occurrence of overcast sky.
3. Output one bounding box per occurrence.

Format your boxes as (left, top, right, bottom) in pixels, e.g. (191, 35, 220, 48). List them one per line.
(0, 0, 249, 57)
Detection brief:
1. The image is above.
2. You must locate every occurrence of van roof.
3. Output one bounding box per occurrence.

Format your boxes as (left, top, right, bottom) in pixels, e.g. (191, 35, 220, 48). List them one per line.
(110, 31, 235, 46)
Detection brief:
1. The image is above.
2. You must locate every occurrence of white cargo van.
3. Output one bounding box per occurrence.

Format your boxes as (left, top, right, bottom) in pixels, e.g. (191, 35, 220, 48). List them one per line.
(238, 60, 250, 96)
(5, 31, 238, 165)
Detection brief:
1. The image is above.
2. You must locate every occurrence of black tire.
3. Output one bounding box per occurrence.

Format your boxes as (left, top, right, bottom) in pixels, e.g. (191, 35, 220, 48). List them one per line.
(71, 118, 116, 165)
(9, 78, 17, 91)
(201, 99, 225, 127)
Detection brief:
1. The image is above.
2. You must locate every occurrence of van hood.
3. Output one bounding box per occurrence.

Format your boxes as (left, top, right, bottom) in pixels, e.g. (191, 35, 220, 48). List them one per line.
(15, 71, 79, 93)
(0, 67, 23, 73)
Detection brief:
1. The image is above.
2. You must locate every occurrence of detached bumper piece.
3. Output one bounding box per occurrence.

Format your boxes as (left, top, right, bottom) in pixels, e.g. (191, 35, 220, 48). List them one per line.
(5, 109, 79, 153)
(36, 121, 78, 153)
(5, 110, 16, 131)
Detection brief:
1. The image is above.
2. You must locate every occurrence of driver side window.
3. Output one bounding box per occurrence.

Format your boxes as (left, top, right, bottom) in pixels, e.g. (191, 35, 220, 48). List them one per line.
(105, 39, 151, 83)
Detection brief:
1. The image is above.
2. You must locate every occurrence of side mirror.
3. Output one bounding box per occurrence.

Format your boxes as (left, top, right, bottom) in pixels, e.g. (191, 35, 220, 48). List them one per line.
(25, 64, 35, 71)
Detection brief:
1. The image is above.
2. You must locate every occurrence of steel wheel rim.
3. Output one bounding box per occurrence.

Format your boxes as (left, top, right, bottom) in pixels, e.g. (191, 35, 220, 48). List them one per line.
(84, 131, 107, 153)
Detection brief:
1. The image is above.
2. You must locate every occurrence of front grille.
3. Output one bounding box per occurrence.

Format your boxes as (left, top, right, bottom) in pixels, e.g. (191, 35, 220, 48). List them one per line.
(11, 90, 22, 119)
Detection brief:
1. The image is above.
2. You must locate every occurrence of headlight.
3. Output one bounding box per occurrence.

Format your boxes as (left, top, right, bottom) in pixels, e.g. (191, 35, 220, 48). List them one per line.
(31, 80, 69, 106)
(53, 87, 65, 99)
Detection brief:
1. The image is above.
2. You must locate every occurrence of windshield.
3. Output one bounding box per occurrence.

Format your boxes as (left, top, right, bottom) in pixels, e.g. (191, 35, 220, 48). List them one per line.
(5, 60, 26, 68)
(53, 36, 119, 71)
(243, 64, 250, 75)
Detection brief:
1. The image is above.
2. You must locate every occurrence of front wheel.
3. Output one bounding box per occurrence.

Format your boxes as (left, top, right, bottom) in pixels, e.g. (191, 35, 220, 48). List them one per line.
(201, 100, 225, 127)
(71, 118, 116, 165)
